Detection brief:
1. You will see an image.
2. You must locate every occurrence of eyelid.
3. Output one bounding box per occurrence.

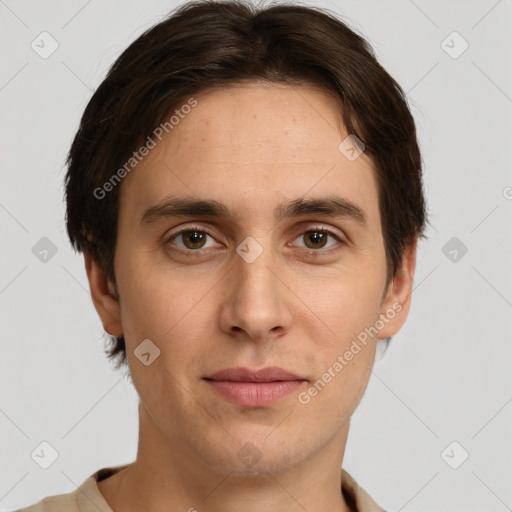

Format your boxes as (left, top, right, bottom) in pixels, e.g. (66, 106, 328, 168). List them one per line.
(164, 223, 346, 253)
(165, 224, 219, 247)
(302, 224, 344, 239)
(166, 224, 216, 239)
(290, 224, 345, 252)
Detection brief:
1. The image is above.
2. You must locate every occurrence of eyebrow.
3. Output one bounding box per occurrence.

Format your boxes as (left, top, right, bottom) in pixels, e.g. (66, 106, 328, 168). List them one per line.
(140, 195, 369, 229)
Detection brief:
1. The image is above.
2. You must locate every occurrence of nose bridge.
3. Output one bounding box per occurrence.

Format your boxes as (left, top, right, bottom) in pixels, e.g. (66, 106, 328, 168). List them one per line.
(222, 234, 291, 339)
(237, 241, 277, 298)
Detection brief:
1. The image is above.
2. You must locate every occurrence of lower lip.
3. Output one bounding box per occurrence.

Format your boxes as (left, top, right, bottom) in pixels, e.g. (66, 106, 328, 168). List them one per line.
(205, 379, 305, 407)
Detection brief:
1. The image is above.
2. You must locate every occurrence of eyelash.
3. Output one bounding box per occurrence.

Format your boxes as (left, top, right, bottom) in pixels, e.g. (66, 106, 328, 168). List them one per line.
(164, 225, 344, 257)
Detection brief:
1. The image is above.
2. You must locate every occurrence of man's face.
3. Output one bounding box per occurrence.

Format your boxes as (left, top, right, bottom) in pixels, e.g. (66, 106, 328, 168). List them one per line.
(93, 82, 411, 475)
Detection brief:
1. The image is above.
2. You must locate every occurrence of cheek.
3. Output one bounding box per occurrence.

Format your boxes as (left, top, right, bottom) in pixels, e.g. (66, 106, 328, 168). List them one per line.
(299, 276, 381, 403)
(116, 258, 220, 388)
(117, 265, 209, 411)
(300, 332, 376, 419)
(306, 269, 383, 339)
(116, 245, 206, 334)
(320, 354, 374, 423)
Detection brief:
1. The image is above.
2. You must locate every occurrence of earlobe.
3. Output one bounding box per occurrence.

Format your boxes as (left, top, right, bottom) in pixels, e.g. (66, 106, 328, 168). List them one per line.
(377, 238, 418, 339)
(84, 251, 123, 337)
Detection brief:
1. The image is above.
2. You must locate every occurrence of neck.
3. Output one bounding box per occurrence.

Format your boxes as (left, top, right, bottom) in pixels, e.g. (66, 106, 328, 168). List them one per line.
(98, 402, 354, 512)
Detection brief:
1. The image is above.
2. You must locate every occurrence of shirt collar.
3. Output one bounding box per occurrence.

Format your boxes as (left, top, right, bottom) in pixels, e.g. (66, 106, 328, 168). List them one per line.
(75, 464, 385, 512)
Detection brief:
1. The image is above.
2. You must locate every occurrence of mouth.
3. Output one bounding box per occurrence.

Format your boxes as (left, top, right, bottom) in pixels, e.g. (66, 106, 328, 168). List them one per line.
(204, 366, 306, 383)
(203, 366, 307, 407)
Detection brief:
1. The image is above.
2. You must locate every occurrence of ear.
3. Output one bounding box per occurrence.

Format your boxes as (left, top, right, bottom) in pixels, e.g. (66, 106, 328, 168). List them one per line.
(377, 237, 418, 339)
(84, 251, 123, 337)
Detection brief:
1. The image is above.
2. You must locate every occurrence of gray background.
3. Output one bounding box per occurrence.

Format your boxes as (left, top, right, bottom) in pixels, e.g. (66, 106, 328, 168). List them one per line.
(1, 0, 511, 510)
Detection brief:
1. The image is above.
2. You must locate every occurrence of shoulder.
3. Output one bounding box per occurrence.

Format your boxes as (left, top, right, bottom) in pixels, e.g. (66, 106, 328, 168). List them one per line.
(341, 468, 388, 512)
(14, 488, 80, 512)
(13, 464, 130, 512)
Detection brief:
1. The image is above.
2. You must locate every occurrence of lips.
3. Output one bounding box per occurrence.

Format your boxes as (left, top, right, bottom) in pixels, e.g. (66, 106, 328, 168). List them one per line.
(204, 366, 306, 383)
(204, 367, 306, 407)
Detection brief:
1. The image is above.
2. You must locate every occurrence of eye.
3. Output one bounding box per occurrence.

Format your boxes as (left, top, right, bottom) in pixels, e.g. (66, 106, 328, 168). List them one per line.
(292, 227, 343, 252)
(165, 225, 344, 257)
(166, 227, 219, 252)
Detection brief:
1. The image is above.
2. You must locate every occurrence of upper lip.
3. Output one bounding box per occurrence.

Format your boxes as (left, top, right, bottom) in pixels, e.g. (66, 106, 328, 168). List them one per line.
(204, 366, 306, 382)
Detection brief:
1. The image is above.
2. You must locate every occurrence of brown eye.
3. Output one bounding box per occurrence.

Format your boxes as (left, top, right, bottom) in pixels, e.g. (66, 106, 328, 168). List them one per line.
(167, 228, 217, 251)
(303, 230, 329, 249)
(180, 230, 207, 249)
(293, 228, 343, 253)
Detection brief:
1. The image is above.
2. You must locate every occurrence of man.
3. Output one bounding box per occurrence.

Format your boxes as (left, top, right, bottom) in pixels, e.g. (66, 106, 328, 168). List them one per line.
(18, 0, 427, 511)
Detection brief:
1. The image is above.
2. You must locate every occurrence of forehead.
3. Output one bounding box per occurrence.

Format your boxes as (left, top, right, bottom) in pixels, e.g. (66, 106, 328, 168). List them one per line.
(118, 82, 380, 229)
(170, 82, 350, 159)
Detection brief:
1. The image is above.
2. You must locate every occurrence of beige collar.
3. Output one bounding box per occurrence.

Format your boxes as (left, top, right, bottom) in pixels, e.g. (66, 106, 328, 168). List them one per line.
(73, 464, 385, 512)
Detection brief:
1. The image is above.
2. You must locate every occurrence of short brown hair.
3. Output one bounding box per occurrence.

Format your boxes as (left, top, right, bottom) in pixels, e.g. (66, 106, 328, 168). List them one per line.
(65, 0, 429, 371)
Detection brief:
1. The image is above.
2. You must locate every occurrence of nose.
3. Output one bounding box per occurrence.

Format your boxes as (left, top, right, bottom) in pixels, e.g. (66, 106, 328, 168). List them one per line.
(218, 239, 293, 343)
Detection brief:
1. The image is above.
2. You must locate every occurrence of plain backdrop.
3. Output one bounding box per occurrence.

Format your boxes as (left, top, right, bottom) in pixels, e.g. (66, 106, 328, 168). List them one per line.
(1, 1, 511, 511)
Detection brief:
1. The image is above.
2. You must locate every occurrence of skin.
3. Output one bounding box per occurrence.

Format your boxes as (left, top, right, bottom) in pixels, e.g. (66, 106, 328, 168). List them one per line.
(86, 81, 417, 512)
